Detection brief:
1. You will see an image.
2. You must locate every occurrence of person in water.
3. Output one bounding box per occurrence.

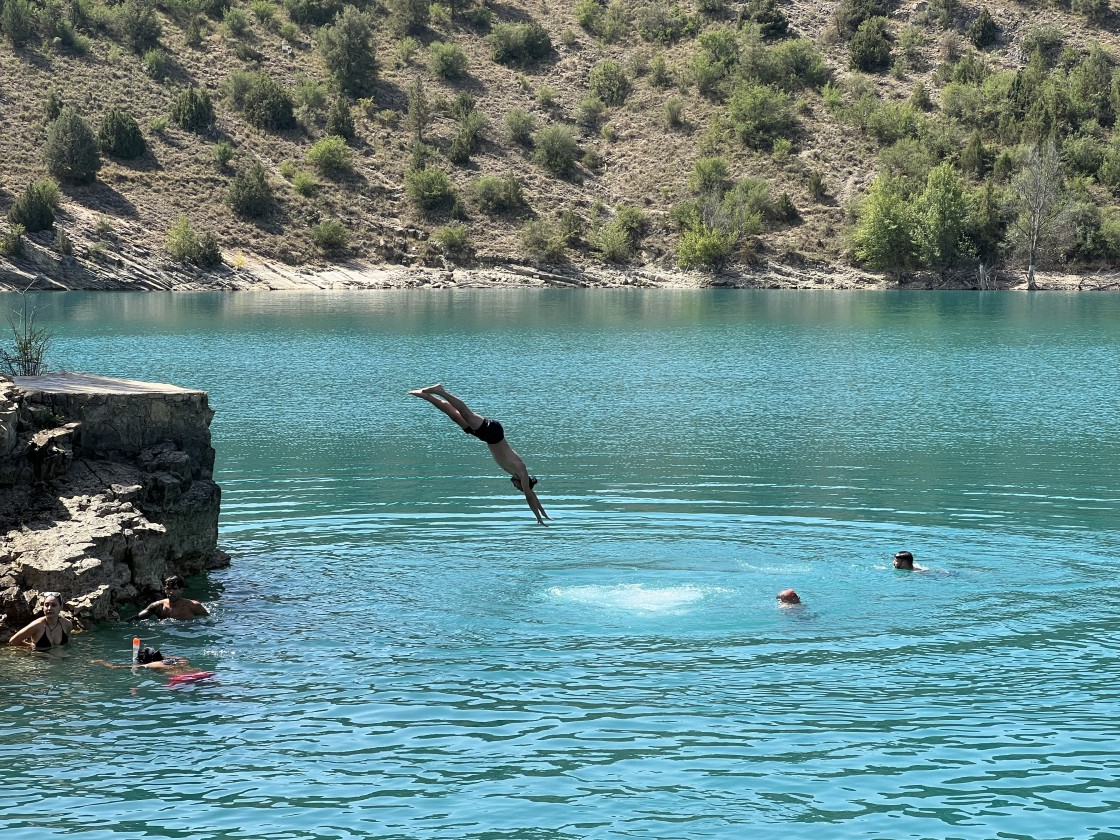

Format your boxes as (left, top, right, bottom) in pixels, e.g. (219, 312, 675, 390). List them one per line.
(892, 551, 925, 571)
(7, 591, 73, 649)
(127, 575, 210, 621)
(409, 384, 550, 526)
(92, 647, 190, 673)
(777, 589, 802, 606)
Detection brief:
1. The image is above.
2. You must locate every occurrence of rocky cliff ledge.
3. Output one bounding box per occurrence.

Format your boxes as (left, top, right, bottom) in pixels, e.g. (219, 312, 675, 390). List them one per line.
(0, 373, 226, 638)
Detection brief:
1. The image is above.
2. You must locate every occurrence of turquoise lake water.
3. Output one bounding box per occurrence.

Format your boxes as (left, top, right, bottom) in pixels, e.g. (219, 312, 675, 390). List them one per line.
(1, 290, 1119, 839)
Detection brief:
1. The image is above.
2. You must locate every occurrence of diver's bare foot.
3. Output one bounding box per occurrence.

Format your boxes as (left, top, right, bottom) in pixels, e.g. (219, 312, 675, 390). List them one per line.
(419, 383, 444, 395)
(408, 388, 426, 397)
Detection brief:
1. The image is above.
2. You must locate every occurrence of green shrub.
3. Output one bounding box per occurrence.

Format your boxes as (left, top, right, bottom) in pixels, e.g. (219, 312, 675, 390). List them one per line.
(505, 108, 536, 145)
(114, 0, 162, 54)
(678, 222, 737, 268)
(1072, 0, 1108, 24)
(521, 219, 566, 261)
(727, 80, 795, 148)
(292, 170, 317, 196)
(688, 156, 728, 193)
(325, 98, 355, 141)
(310, 219, 349, 252)
(533, 124, 580, 178)
(166, 215, 222, 267)
(433, 222, 470, 255)
(235, 72, 297, 130)
(285, 0, 344, 26)
(429, 41, 468, 79)
(1, 0, 34, 47)
(251, 1, 276, 25)
(43, 107, 101, 184)
(228, 161, 274, 217)
(44, 89, 64, 123)
(849, 17, 891, 72)
(98, 107, 146, 159)
(307, 136, 352, 177)
(386, 0, 429, 35)
(576, 96, 606, 129)
(472, 174, 525, 214)
(318, 6, 377, 96)
(769, 39, 831, 91)
(448, 98, 485, 164)
(574, 0, 601, 32)
(405, 166, 455, 213)
(593, 204, 648, 262)
(395, 35, 420, 66)
(170, 86, 215, 133)
(223, 5, 250, 36)
(593, 222, 634, 262)
(967, 7, 996, 48)
(634, 2, 695, 44)
(745, 0, 788, 38)
(142, 47, 170, 80)
(665, 96, 684, 127)
(589, 59, 631, 106)
(649, 51, 672, 87)
(8, 179, 61, 233)
(487, 21, 551, 66)
(212, 140, 235, 169)
(806, 169, 827, 201)
(0, 224, 25, 258)
(834, 0, 889, 38)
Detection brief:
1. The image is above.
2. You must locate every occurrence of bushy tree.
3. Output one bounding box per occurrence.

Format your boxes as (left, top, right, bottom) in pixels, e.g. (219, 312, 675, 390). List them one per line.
(912, 163, 970, 273)
(43, 107, 101, 184)
(98, 108, 146, 159)
(968, 7, 996, 49)
(851, 173, 915, 280)
(228, 161, 274, 217)
(8, 179, 61, 233)
(171, 86, 215, 133)
(317, 6, 377, 96)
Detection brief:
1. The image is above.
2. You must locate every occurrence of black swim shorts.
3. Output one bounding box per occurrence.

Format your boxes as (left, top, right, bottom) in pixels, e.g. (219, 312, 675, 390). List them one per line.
(464, 418, 505, 445)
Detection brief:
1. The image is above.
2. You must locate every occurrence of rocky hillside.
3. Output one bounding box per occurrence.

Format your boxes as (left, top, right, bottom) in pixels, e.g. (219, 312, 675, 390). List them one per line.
(0, 0, 1118, 285)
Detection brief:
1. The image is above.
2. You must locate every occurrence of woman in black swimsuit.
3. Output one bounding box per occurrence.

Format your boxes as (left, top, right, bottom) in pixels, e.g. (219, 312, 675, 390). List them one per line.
(7, 591, 72, 650)
(409, 384, 550, 526)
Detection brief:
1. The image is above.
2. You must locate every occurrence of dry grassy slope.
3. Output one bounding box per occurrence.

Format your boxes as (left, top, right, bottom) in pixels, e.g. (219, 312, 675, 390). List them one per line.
(0, 0, 1117, 277)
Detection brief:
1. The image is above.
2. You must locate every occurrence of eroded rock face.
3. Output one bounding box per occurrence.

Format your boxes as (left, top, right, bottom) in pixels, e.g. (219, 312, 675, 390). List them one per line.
(0, 376, 226, 638)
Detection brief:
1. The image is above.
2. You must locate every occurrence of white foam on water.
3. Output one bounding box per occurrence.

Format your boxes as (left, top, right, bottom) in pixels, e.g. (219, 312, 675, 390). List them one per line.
(547, 583, 722, 614)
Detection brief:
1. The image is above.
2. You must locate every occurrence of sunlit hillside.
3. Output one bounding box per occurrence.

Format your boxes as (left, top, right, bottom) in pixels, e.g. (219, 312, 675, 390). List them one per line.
(1, 0, 1118, 285)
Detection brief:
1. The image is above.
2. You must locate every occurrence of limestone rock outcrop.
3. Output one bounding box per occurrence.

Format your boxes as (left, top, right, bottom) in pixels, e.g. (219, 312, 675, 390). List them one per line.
(0, 374, 227, 638)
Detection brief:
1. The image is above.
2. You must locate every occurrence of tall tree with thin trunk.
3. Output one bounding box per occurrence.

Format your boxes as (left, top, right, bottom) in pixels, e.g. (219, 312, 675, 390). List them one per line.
(1008, 142, 1067, 290)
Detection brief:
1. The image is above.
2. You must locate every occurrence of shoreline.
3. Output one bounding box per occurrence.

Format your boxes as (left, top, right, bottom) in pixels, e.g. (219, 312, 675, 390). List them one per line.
(2, 246, 1117, 292)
